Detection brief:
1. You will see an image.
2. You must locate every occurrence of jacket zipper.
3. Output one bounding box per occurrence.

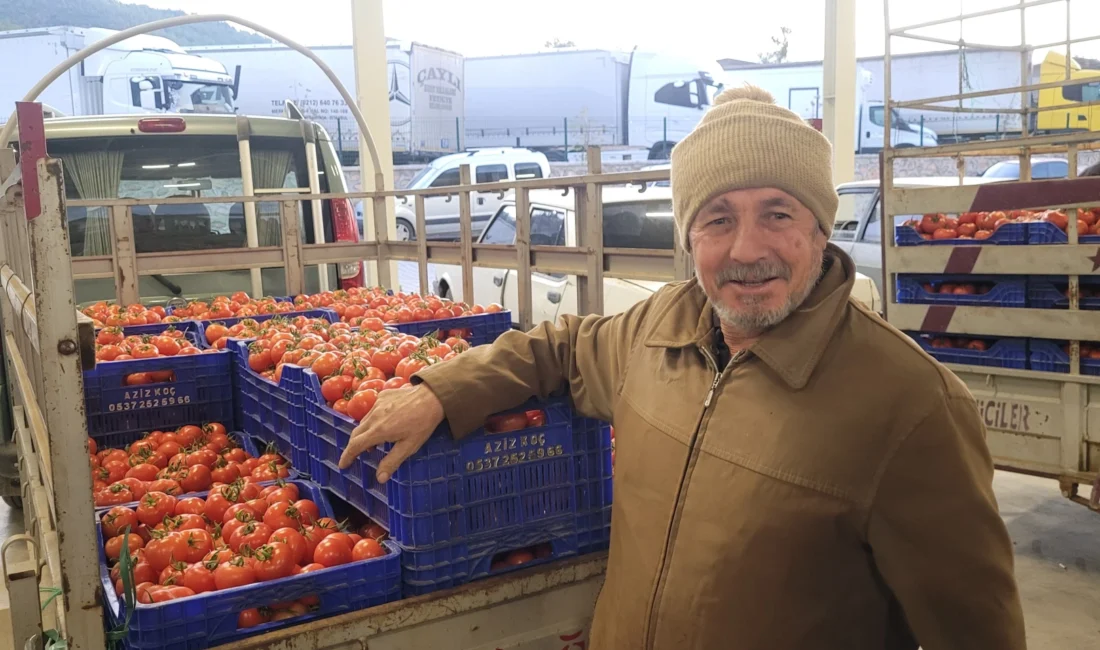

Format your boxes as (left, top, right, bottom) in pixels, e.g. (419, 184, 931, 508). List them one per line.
(642, 347, 743, 649)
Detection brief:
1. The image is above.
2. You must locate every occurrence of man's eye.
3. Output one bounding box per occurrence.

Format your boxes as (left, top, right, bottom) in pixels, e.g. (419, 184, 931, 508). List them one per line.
(771, 212, 792, 220)
(708, 217, 730, 226)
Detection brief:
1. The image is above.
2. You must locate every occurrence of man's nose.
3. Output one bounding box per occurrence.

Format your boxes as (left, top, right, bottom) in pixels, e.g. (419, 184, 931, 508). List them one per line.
(727, 219, 771, 264)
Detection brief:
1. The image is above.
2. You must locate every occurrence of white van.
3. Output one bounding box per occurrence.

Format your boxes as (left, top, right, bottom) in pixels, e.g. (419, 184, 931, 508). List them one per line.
(434, 186, 881, 325)
(384, 148, 550, 242)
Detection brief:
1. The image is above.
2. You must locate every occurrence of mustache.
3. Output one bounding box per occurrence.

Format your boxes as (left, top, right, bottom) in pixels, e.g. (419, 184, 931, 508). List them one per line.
(716, 261, 792, 284)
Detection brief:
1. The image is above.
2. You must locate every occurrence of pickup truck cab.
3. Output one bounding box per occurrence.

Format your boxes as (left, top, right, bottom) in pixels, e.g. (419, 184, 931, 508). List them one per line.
(18, 112, 363, 305)
(434, 186, 881, 325)
(389, 147, 550, 242)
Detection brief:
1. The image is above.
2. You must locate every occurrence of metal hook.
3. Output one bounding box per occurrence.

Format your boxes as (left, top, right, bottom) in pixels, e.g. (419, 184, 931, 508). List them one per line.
(496, 191, 506, 200)
(634, 181, 648, 194)
(560, 188, 570, 197)
(444, 195, 453, 203)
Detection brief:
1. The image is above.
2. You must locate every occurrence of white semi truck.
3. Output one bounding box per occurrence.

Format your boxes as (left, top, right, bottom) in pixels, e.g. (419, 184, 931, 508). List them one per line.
(0, 26, 237, 119)
(724, 48, 1025, 148)
(189, 40, 465, 164)
(463, 49, 727, 160)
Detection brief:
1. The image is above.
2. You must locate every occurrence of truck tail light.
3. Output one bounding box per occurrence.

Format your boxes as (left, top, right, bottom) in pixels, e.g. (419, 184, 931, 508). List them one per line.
(330, 198, 364, 287)
(138, 117, 187, 133)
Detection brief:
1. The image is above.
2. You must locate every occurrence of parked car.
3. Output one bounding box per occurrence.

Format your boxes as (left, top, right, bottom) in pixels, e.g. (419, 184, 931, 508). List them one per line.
(21, 113, 363, 304)
(434, 185, 882, 325)
(382, 148, 550, 242)
(981, 158, 1068, 179)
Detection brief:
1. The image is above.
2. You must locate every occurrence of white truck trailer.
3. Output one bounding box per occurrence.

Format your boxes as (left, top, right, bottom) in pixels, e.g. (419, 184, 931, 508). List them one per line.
(724, 48, 1024, 148)
(463, 49, 727, 160)
(189, 41, 465, 164)
(0, 26, 237, 119)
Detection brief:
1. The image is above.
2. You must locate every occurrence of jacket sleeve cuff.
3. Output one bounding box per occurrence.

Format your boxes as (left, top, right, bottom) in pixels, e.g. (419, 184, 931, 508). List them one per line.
(412, 363, 485, 439)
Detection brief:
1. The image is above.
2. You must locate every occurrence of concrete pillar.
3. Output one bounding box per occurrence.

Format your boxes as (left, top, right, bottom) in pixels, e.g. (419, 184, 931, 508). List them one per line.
(823, 0, 857, 184)
(350, 0, 398, 286)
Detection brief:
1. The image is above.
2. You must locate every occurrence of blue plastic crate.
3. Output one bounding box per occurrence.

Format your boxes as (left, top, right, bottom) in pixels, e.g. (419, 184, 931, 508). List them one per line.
(84, 347, 233, 441)
(576, 506, 612, 555)
(894, 222, 1027, 246)
(906, 332, 1028, 369)
(230, 339, 309, 472)
(1027, 276, 1100, 310)
(1026, 221, 1100, 245)
(399, 519, 578, 597)
(98, 480, 401, 650)
(301, 365, 586, 547)
(1028, 340, 1100, 376)
(391, 311, 512, 346)
(896, 275, 1027, 308)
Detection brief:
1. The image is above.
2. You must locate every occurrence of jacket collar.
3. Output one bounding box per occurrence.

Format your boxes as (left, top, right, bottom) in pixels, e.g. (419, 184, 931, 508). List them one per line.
(644, 244, 856, 389)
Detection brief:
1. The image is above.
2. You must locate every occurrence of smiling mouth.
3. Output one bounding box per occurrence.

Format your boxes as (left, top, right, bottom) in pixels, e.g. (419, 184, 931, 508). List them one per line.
(728, 278, 779, 288)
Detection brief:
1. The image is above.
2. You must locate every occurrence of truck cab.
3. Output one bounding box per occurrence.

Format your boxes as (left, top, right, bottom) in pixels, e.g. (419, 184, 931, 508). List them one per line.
(435, 186, 882, 324)
(18, 112, 362, 305)
(386, 148, 550, 241)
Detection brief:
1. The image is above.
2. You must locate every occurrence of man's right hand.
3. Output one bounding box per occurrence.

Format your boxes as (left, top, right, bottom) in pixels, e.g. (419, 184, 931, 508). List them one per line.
(338, 383, 445, 483)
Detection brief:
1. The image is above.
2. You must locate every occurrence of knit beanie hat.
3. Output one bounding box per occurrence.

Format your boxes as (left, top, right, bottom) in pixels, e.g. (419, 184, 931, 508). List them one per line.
(671, 84, 838, 250)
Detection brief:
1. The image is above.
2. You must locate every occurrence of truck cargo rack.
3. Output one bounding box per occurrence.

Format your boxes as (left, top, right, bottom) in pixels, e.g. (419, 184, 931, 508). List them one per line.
(882, 0, 1100, 509)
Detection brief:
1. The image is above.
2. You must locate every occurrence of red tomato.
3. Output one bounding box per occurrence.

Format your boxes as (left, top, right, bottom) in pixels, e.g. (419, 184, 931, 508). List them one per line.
(264, 484, 300, 505)
(351, 538, 387, 561)
(137, 492, 178, 527)
(346, 390, 378, 421)
(263, 501, 302, 530)
(104, 533, 144, 561)
(145, 532, 189, 572)
(229, 522, 273, 553)
(313, 537, 353, 567)
(179, 465, 213, 493)
(181, 563, 216, 595)
(180, 529, 214, 564)
(253, 542, 296, 582)
(270, 527, 309, 565)
(101, 506, 139, 538)
(214, 558, 257, 590)
(237, 608, 268, 629)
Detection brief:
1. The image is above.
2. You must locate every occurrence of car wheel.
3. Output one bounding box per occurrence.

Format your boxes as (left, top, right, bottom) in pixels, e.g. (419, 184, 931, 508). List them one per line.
(3, 495, 22, 510)
(395, 218, 415, 242)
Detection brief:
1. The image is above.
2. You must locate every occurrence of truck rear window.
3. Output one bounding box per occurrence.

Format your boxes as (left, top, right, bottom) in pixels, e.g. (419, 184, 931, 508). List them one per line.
(50, 134, 330, 257)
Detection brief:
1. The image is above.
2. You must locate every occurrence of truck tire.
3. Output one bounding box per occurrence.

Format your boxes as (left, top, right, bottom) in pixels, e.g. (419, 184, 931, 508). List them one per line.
(3, 495, 22, 510)
(394, 217, 415, 242)
(649, 142, 675, 160)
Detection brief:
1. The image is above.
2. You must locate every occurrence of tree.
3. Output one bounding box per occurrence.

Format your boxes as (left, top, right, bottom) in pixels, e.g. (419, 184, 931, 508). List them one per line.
(758, 26, 791, 64)
(544, 38, 576, 49)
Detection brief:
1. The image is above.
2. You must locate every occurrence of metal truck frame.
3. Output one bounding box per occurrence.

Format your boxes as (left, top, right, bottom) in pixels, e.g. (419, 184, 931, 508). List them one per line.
(880, 0, 1100, 509)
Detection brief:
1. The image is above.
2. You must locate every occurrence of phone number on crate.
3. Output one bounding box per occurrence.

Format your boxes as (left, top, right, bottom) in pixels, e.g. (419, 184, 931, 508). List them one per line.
(106, 386, 193, 412)
(466, 432, 566, 472)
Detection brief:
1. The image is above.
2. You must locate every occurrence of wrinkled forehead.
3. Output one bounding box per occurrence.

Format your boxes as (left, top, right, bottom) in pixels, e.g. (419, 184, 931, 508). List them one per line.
(697, 188, 809, 218)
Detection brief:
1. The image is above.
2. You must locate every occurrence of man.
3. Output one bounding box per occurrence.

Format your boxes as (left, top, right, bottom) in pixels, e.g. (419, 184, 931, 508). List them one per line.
(340, 86, 1027, 649)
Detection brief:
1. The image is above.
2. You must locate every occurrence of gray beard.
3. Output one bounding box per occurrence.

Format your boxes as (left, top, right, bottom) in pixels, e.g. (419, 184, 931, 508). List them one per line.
(709, 246, 826, 337)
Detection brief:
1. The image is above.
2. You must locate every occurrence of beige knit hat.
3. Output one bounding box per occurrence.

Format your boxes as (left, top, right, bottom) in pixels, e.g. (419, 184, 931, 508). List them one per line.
(671, 84, 838, 250)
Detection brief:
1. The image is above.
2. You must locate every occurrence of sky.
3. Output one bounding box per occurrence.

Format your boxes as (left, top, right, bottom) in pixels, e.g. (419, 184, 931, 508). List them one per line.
(122, 0, 1100, 64)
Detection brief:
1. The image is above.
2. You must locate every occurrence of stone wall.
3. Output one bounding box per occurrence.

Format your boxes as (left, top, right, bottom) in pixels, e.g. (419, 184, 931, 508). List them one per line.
(341, 151, 1100, 192)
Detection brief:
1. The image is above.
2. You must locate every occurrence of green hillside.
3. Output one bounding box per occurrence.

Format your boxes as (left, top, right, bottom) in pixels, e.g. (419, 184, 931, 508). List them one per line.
(0, 0, 268, 45)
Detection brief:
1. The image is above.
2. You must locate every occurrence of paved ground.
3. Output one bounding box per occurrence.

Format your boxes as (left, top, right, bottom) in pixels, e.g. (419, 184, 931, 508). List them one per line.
(0, 471, 1096, 647)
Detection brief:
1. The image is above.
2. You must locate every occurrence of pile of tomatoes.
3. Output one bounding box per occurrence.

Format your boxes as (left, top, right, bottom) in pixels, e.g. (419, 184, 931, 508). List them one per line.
(169, 292, 317, 322)
(90, 423, 291, 507)
(94, 326, 219, 385)
(924, 336, 994, 352)
(918, 281, 995, 297)
(100, 481, 390, 628)
(903, 208, 1100, 241)
(288, 287, 502, 331)
(1063, 342, 1100, 360)
(212, 315, 471, 421)
(83, 302, 167, 328)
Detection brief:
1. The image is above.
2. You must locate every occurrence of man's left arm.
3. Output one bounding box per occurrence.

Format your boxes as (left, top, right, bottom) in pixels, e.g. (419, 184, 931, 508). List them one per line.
(867, 392, 1026, 649)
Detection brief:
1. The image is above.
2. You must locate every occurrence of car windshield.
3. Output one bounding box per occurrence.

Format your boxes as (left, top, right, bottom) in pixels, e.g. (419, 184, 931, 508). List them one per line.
(982, 162, 1019, 178)
(164, 81, 235, 114)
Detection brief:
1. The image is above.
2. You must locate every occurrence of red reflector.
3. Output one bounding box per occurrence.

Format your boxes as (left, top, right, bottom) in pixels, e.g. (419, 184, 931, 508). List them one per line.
(138, 117, 186, 133)
(331, 198, 359, 242)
